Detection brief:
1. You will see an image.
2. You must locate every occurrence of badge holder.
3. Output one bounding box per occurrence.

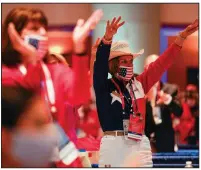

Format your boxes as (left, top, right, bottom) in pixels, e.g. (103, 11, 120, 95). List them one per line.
(123, 119, 129, 140)
(127, 113, 143, 141)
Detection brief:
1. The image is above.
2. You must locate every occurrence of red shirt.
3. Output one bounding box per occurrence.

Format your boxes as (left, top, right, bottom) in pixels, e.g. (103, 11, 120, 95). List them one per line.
(78, 109, 101, 138)
(174, 103, 195, 144)
(2, 55, 90, 167)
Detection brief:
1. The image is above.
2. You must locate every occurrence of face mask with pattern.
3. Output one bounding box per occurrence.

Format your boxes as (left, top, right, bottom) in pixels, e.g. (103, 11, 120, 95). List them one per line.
(117, 65, 133, 81)
(24, 35, 48, 60)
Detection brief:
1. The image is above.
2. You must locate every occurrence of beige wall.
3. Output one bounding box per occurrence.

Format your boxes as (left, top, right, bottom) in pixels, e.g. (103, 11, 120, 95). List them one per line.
(2, 3, 93, 25)
(2, 3, 198, 74)
(167, 35, 198, 90)
(2, 3, 198, 25)
(160, 4, 199, 24)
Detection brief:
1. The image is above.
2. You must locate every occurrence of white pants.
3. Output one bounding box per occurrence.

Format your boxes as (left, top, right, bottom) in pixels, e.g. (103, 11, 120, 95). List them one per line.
(99, 135, 153, 167)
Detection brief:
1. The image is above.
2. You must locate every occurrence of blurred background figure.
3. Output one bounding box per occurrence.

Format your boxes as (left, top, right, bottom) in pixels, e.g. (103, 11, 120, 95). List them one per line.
(77, 100, 103, 140)
(45, 53, 69, 65)
(144, 54, 183, 153)
(174, 84, 199, 145)
(2, 86, 58, 167)
(2, 7, 103, 167)
(75, 99, 103, 152)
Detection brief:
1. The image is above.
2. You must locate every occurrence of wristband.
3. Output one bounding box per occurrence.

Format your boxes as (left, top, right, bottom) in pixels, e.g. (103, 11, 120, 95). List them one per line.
(179, 32, 187, 40)
(174, 34, 186, 47)
(102, 36, 112, 45)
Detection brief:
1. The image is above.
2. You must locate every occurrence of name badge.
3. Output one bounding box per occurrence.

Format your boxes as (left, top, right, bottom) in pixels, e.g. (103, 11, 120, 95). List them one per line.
(127, 113, 143, 141)
(123, 119, 129, 140)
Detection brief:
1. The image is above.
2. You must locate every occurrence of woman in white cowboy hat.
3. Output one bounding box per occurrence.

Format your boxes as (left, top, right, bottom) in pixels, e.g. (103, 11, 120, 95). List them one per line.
(93, 16, 198, 167)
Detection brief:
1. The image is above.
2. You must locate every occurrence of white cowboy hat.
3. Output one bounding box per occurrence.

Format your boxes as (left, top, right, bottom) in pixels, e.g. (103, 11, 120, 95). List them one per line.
(109, 40, 144, 61)
(49, 53, 69, 66)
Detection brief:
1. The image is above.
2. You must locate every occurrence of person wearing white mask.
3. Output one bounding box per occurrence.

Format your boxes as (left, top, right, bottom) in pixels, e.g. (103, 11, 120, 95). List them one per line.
(93, 16, 198, 167)
(2, 86, 59, 167)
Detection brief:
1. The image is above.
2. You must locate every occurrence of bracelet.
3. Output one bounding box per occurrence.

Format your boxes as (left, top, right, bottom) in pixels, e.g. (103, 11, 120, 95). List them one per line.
(102, 36, 112, 45)
(179, 32, 187, 40)
(174, 33, 186, 47)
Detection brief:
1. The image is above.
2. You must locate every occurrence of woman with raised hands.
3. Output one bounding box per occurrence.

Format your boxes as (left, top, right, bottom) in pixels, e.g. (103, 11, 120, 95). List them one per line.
(93, 16, 198, 167)
(2, 7, 103, 167)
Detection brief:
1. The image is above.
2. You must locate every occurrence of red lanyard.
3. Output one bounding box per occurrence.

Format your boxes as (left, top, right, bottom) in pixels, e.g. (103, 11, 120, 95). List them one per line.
(111, 78, 135, 114)
(128, 82, 139, 113)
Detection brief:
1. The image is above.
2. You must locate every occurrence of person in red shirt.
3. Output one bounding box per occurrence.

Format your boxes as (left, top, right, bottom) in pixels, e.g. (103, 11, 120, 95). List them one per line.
(174, 84, 199, 145)
(76, 101, 103, 151)
(2, 7, 103, 167)
(78, 102, 102, 139)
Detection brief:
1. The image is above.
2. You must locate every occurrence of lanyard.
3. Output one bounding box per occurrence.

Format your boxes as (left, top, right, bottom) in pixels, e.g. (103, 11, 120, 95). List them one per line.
(40, 62, 57, 114)
(19, 64, 27, 75)
(111, 78, 137, 115)
(128, 82, 139, 113)
(19, 63, 57, 115)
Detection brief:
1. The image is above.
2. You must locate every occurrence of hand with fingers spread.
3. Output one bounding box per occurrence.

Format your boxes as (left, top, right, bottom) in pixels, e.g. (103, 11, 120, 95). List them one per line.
(73, 9, 103, 54)
(7, 23, 38, 64)
(104, 16, 125, 41)
(180, 19, 199, 38)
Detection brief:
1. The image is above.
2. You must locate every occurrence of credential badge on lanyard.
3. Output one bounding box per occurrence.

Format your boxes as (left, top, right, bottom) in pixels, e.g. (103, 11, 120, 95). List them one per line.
(111, 78, 129, 140)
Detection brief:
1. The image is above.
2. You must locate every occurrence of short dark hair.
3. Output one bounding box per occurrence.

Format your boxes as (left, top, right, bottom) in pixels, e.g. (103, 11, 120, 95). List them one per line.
(2, 7, 48, 66)
(2, 86, 35, 129)
(109, 57, 119, 76)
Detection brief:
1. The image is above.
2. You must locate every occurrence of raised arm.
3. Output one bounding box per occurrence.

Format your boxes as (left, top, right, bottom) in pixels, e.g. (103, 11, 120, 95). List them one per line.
(63, 10, 104, 106)
(93, 16, 125, 92)
(137, 19, 199, 94)
(2, 20, 46, 89)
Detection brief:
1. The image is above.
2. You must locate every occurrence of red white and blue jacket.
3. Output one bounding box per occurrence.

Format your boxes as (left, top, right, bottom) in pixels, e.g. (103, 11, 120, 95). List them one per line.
(93, 40, 182, 132)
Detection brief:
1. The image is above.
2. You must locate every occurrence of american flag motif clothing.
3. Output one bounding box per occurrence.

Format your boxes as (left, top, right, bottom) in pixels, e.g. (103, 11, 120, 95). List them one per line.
(93, 40, 182, 132)
(25, 35, 48, 60)
(37, 40, 48, 60)
(94, 40, 182, 167)
(54, 122, 81, 167)
(117, 66, 133, 81)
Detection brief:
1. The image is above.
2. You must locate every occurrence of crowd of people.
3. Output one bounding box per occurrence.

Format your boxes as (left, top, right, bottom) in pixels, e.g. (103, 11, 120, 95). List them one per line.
(2, 7, 199, 168)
